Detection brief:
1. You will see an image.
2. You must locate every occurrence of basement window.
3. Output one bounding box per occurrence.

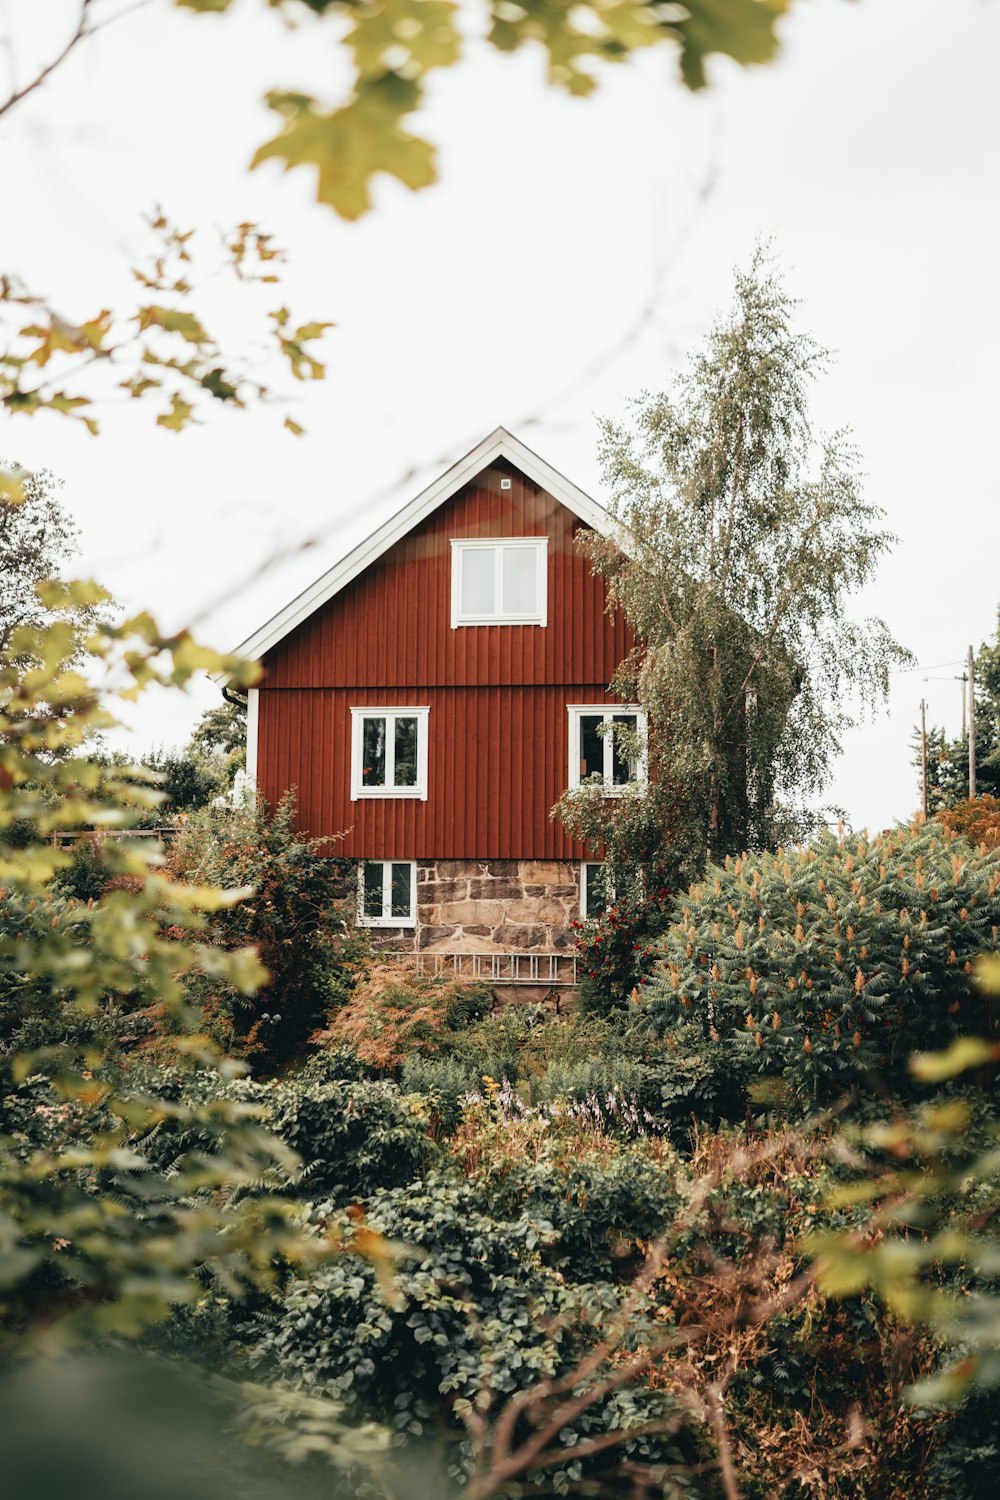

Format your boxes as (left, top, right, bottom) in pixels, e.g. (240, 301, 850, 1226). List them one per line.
(357, 860, 417, 927)
(580, 861, 614, 919)
(450, 537, 547, 626)
(567, 706, 647, 793)
(350, 707, 429, 799)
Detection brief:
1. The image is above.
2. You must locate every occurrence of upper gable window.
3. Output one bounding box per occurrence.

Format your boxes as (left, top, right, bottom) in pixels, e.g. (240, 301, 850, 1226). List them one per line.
(450, 537, 547, 627)
(350, 707, 429, 800)
(567, 705, 648, 794)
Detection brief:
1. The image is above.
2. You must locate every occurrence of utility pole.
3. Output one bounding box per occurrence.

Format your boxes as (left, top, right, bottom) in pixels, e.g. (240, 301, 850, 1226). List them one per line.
(920, 698, 928, 818)
(961, 672, 967, 740)
(968, 645, 977, 799)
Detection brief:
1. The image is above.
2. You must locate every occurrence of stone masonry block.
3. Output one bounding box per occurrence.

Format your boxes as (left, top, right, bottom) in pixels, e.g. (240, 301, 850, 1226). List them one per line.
(433, 899, 508, 926)
(420, 878, 469, 903)
(417, 924, 458, 949)
(467, 877, 523, 901)
(518, 861, 573, 886)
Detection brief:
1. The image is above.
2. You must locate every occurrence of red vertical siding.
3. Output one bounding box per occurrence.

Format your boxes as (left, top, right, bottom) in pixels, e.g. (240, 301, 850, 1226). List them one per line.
(258, 459, 633, 859)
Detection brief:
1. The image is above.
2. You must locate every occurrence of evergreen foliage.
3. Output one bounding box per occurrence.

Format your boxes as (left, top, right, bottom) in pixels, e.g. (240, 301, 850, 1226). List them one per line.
(636, 821, 1000, 1107)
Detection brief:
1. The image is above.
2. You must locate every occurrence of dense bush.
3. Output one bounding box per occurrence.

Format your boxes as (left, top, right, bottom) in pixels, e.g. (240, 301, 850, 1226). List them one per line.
(573, 883, 672, 1015)
(133, 1064, 437, 1207)
(270, 1076, 438, 1202)
(266, 1176, 677, 1487)
(313, 966, 489, 1072)
(636, 821, 1000, 1107)
(168, 792, 366, 1067)
(939, 795, 1000, 852)
(458, 1119, 680, 1282)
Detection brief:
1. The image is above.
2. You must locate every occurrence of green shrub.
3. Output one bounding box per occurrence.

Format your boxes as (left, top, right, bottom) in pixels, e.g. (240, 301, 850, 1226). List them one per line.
(56, 837, 108, 903)
(269, 1077, 437, 1202)
(168, 792, 366, 1068)
(651, 1022, 755, 1130)
(573, 883, 673, 1015)
(133, 1066, 436, 1207)
(637, 821, 1000, 1107)
(266, 1176, 674, 1482)
(399, 1054, 484, 1129)
(480, 1148, 680, 1283)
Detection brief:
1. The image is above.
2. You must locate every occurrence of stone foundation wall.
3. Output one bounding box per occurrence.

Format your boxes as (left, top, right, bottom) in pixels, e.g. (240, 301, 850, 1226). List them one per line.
(377, 860, 583, 952)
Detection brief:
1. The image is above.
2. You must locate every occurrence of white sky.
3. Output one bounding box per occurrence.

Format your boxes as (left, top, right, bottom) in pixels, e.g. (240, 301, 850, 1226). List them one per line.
(1, 0, 998, 833)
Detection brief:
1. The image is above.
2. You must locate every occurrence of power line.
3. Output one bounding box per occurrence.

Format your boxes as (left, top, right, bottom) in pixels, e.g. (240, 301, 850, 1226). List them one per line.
(889, 659, 963, 676)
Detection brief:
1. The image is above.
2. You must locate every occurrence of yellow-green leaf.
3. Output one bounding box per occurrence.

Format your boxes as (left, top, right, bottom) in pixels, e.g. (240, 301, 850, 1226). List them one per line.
(253, 84, 436, 222)
(156, 393, 195, 431)
(910, 1035, 1000, 1083)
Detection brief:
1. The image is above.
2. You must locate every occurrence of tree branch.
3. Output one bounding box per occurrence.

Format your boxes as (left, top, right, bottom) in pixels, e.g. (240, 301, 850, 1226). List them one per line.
(0, 0, 93, 120)
(0, 0, 155, 122)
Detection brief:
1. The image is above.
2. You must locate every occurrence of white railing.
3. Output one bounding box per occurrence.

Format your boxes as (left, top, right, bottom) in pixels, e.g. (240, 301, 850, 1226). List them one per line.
(50, 827, 179, 848)
(399, 951, 579, 985)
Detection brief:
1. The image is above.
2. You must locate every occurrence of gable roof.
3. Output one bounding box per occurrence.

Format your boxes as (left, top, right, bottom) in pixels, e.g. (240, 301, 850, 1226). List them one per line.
(222, 426, 612, 669)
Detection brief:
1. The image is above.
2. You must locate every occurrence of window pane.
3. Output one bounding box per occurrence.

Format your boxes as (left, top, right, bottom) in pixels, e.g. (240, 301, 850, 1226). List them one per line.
(361, 717, 386, 786)
(390, 862, 412, 919)
(393, 716, 418, 787)
(580, 715, 605, 781)
(362, 861, 384, 919)
(586, 864, 607, 918)
(460, 547, 495, 616)
(501, 546, 538, 616)
(612, 715, 638, 785)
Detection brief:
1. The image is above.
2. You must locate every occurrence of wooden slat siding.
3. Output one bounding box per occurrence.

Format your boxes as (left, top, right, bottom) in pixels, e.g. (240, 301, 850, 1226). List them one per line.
(262, 460, 630, 690)
(257, 685, 626, 859)
(257, 458, 633, 858)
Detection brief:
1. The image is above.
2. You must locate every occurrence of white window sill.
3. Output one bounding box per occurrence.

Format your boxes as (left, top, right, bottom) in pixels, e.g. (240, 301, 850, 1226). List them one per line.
(351, 786, 427, 800)
(358, 916, 417, 929)
(452, 616, 546, 628)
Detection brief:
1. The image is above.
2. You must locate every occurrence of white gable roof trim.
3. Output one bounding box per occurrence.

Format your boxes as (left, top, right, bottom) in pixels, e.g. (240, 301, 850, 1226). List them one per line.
(219, 426, 612, 672)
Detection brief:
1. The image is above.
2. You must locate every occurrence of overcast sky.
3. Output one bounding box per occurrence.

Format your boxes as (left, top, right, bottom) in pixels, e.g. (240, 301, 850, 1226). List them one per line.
(1, 0, 998, 833)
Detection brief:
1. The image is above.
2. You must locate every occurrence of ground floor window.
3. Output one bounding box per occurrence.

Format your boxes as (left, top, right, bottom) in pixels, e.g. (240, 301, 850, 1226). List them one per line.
(357, 859, 417, 926)
(580, 861, 613, 919)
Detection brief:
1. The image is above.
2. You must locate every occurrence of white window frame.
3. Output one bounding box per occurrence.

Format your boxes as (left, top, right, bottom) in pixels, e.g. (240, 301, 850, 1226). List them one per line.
(357, 859, 417, 928)
(567, 705, 648, 794)
(450, 537, 548, 627)
(350, 707, 429, 800)
(580, 861, 615, 919)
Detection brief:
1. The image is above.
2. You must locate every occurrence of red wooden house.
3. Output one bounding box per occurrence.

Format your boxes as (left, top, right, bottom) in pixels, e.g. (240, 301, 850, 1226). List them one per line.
(227, 428, 643, 975)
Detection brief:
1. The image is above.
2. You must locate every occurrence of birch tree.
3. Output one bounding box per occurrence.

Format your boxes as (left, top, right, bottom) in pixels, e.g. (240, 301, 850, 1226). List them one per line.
(558, 248, 911, 893)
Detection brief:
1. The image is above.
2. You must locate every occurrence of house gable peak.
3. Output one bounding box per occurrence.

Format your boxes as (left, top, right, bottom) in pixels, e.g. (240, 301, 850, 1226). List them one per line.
(222, 426, 610, 669)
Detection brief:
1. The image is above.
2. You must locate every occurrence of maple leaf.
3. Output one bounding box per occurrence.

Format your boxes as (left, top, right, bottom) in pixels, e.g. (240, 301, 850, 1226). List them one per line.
(252, 81, 436, 221)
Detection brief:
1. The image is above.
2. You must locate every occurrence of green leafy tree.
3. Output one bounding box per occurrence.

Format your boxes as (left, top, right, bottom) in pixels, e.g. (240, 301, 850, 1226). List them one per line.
(167, 793, 366, 1066)
(0, 588, 313, 1342)
(557, 249, 911, 893)
(192, 695, 247, 760)
(916, 607, 1000, 811)
(0, 465, 110, 668)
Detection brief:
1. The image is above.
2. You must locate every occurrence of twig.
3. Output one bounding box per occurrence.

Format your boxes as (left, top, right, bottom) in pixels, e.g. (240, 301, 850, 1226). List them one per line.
(0, 0, 93, 120)
(0, 0, 155, 121)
